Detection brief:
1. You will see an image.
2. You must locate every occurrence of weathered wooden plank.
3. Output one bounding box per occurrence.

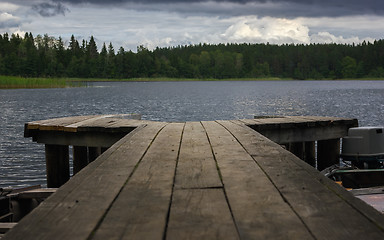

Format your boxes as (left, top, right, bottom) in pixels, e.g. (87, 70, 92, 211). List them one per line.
(67, 116, 125, 132)
(165, 122, 234, 239)
(25, 115, 97, 130)
(249, 118, 293, 130)
(106, 119, 155, 128)
(252, 116, 301, 126)
(75, 118, 152, 133)
(16, 116, 378, 240)
(221, 120, 384, 239)
(0, 223, 17, 233)
(3, 123, 166, 240)
(63, 115, 116, 132)
(17, 188, 57, 199)
(166, 189, 239, 240)
(174, 121, 222, 189)
(91, 123, 184, 240)
(248, 116, 357, 132)
(239, 118, 306, 134)
(29, 115, 101, 132)
(252, 116, 316, 130)
(253, 116, 305, 126)
(24, 115, 99, 137)
(103, 113, 141, 120)
(274, 116, 321, 128)
(26, 115, 145, 134)
(290, 116, 358, 127)
(201, 121, 313, 240)
(350, 187, 384, 196)
(249, 122, 353, 144)
(102, 119, 151, 132)
(295, 116, 344, 121)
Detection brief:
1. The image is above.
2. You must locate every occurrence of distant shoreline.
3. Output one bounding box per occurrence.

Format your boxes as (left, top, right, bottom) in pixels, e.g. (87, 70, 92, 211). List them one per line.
(54, 77, 384, 83)
(1, 76, 384, 89)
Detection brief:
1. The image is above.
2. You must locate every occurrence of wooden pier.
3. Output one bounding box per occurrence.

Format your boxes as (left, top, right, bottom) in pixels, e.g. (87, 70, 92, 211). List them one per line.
(3, 115, 384, 239)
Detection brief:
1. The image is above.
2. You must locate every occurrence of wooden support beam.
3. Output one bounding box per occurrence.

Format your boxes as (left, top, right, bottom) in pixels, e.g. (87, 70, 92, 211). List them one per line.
(317, 139, 340, 171)
(0, 223, 17, 233)
(17, 188, 57, 199)
(248, 116, 357, 144)
(289, 142, 305, 160)
(45, 144, 70, 188)
(88, 147, 101, 162)
(304, 141, 316, 167)
(32, 131, 127, 148)
(73, 146, 88, 175)
(0, 213, 13, 222)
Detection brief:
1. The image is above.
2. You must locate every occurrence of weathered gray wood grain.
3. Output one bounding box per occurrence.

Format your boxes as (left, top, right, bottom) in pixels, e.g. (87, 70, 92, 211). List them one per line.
(91, 123, 184, 240)
(166, 188, 239, 240)
(174, 121, 222, 189)
(3, 123, 166, 240)
(202, 121, 313, 240)
(221, 120, 384, 239)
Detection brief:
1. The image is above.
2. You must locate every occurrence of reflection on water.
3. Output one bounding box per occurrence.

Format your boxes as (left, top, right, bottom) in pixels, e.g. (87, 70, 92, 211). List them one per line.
(1, 80, 384, 188)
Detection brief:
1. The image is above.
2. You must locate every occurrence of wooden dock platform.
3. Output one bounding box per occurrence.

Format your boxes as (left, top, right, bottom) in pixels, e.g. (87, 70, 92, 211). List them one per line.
(4, 115, 384, 239)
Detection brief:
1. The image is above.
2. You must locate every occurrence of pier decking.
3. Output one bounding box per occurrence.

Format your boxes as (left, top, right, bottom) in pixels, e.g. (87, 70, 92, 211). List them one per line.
(4, 115, 384, 239)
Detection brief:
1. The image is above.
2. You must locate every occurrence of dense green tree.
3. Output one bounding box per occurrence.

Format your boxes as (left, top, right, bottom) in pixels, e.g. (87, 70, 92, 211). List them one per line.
(341, 56, 357, 79)
(106, 43, 116, 77)
(199, 51, 212, 77)
(99, 42, 108, 77)
(69, 35, 80, 56)
(86, 36, 98, 59)
(1, 32, 384, 79)
(136, 45, 154, 77)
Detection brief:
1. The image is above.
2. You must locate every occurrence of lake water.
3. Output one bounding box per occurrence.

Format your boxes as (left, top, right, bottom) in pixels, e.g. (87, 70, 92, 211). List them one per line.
(1, 80, 384, 188)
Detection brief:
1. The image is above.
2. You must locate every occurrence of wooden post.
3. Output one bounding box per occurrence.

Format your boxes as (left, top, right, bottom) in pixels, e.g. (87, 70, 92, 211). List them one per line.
(45, 144, 69, 188)
(317, 139, 340, 171)
(88, 147, 101, 162)
(304, 141, 316, 167)
(73, 146, 88, 175)
(289, 142, 304, 160)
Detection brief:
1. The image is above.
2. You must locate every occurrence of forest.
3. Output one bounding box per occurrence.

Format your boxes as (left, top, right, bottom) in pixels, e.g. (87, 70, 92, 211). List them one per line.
(1, 32, 384, 80)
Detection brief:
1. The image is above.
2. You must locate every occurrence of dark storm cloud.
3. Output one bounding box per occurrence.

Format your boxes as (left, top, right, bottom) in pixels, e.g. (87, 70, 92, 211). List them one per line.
(0, 20, 19, 30)
(52, 0, 384, 17)
(32, 2, 69, 17)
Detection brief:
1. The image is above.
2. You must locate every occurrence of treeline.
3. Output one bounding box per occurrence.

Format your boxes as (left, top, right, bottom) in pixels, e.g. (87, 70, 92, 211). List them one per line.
(1, 32, 384, 79)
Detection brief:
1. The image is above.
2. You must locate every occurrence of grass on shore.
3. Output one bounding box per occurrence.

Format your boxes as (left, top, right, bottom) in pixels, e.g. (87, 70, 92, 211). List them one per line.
(65, 77, 384, 82)
(0, 76, 77, 89)
(2, 76, 384, 89)
(1, 76, 290, 89)
(68, 77, 289, 82)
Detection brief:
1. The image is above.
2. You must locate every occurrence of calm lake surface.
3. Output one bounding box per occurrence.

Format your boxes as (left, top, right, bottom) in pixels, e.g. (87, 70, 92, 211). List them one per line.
(1, 80, 384, 188)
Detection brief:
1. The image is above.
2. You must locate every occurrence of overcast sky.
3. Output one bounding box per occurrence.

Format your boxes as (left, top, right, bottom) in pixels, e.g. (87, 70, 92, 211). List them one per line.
(1, 0, 383, 51)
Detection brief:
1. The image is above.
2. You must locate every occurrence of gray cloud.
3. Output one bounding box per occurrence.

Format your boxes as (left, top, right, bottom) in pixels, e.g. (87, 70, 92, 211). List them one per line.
(50, 0, 384, 17)
(32, 2, 69, 17)
(0, 11, 21, 30)
(2, 0, 382, 50)
(0, 20, 20, 30)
